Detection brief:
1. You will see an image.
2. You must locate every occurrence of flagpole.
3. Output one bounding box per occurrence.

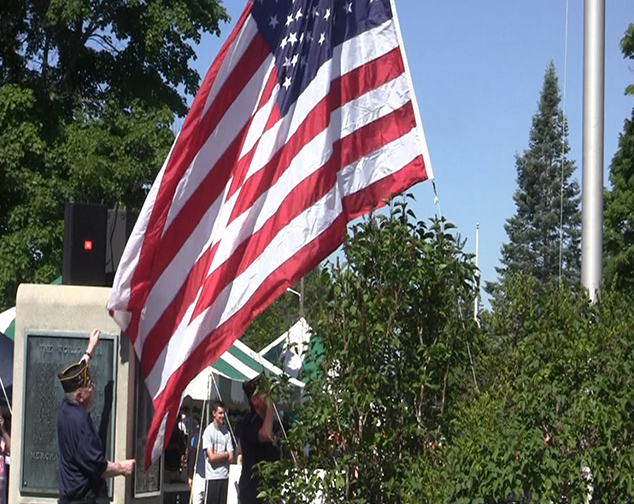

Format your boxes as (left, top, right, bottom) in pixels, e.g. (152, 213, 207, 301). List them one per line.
(0, 376, 11, 416)
(474, 223, 480, 324)
(581, 0, 605, 301)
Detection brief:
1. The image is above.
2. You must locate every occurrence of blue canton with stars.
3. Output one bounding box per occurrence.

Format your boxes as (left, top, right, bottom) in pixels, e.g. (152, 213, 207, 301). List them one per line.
(251, 0, 394, 116)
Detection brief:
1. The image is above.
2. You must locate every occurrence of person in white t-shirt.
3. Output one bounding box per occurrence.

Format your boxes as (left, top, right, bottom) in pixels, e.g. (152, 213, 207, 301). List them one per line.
(202, 400, 234, 504)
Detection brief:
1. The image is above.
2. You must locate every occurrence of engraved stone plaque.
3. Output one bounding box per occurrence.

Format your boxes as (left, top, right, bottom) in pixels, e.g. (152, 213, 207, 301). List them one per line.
(21, 332, 116, 495)
(134, 362, 162, 496)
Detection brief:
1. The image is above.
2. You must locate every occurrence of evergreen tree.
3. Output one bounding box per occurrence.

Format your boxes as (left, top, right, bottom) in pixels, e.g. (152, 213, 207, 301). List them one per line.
(486, 62, 581, 300)
(604, 24, 634, 293)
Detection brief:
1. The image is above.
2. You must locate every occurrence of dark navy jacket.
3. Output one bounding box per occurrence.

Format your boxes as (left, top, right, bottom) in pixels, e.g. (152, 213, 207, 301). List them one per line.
(238, 408, 280, 504)
(57, 398, 108, 501)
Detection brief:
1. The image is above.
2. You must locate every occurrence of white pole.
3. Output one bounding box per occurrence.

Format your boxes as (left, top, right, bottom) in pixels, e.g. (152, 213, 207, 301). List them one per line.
(581, 0, 605, 301)
(0, 376, 11, 416)
(474, 223, 480, 323)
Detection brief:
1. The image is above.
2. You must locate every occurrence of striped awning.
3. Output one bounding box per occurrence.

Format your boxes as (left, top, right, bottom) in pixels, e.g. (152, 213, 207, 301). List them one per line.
(182, 339, 304, 404)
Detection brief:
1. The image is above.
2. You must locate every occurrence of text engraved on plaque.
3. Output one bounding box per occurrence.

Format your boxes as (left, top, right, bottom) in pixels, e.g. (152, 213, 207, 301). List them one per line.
(22, 333, 116, 495)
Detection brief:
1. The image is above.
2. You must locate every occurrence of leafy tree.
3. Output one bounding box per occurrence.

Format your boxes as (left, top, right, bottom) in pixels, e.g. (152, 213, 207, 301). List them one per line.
(445, 277, 634, 503)
(604, 24, 634, 293)
(0, 0, 228, 117)
(487, 62, 581, 301)
(259, 197, 481, 504)
(0, 0, 230, 310)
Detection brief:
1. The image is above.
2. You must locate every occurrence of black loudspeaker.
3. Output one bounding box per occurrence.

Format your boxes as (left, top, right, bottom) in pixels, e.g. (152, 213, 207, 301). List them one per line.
(105, 209, 139, 284)
(63, 202, 108, 286)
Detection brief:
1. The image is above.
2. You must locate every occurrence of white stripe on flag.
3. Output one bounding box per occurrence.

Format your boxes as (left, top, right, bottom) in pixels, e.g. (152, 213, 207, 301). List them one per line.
(338, 128, 422, 196)
(201, 16, 260, 118)
(332, 18, 399, 79)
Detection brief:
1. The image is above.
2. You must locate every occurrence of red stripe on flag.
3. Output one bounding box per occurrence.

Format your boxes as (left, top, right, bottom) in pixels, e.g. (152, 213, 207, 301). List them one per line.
(124, 122, 249, 347)
(143, 210, 349, 469)
(259, 66, 279, 112)
(146, 120, 250, 281)
(137, 70, 280, 316)
(138, 242, 219, 377)
(139, 102, 418, 375)
(140, 147, 339, 376)
(343, 155, 428, 220)
(331, 46, 404, 109)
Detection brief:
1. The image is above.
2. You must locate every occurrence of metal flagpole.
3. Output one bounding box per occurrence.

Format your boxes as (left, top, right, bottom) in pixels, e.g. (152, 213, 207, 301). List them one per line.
(0, 376, 11, 416)
(581, 0, 605, 301)
(474, 223, 480, 324)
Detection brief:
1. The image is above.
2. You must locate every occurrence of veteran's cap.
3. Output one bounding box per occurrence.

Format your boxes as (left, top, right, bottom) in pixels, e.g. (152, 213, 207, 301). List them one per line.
(58, 360, 92, 393)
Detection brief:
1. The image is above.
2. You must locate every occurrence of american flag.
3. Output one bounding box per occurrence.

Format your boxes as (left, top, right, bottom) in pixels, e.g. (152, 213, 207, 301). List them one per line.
(108, 0, 433, 467)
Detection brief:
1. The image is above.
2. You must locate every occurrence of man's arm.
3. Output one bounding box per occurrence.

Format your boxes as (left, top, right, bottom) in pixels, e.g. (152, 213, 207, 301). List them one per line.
(206, 446, 232, 464)
(80, 328, 101, 363)
(101, 459, 135, 479)
(258, 402, 275, 443)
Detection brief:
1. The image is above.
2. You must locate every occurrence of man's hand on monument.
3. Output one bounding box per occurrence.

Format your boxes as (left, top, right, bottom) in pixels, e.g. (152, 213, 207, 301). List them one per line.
(120, 459, 136, 477)
(102, 458, 136, 479)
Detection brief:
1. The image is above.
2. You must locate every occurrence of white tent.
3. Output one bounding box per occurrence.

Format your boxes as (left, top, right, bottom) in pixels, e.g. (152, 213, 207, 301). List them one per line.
(258, 318, 312, 379)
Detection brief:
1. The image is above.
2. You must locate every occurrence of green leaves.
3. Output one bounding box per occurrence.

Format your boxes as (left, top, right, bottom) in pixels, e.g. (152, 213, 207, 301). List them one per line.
(445, 283, 634, 503)
(255, 200, 634, 504)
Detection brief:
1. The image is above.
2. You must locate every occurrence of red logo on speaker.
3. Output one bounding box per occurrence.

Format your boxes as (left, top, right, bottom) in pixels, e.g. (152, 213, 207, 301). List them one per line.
(84, 240, 93, 251)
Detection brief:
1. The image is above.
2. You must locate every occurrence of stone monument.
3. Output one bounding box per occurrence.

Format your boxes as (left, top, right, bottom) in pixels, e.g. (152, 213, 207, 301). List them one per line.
(8, 284, 163, 503)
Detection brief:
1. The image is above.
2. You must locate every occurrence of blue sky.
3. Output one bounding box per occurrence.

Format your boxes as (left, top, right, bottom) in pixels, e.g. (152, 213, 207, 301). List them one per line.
(189, 0, 633, 301)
